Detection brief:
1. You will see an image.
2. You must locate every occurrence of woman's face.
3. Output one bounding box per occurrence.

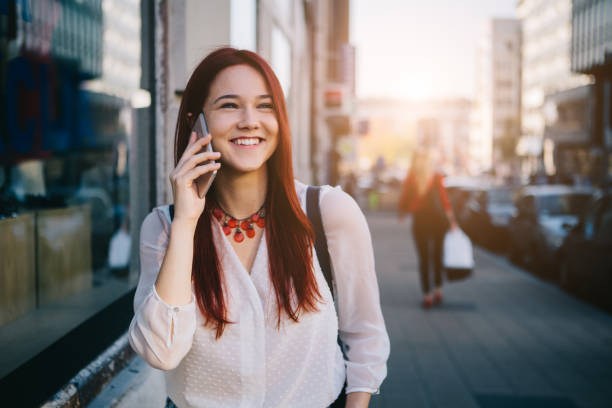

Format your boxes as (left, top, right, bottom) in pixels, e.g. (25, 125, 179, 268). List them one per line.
(203, 64, 279, 174)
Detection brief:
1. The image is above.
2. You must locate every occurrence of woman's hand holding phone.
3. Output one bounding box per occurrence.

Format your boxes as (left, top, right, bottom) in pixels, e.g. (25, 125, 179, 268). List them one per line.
(156, 131, 218, 307)
(169, 131, 221, 226)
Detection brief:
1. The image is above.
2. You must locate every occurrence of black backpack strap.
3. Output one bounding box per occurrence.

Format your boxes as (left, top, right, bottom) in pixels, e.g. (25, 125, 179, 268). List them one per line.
(306, 186, 335, 300)
(169, 204, 175, 221)
(307, 186, 348, 359)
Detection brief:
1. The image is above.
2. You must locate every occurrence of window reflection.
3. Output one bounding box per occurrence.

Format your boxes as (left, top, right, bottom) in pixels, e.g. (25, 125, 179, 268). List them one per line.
(0, 0, 143, 380)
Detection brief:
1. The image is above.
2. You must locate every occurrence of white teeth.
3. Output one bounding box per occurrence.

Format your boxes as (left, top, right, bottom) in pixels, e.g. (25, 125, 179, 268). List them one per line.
(233, 138, 260, 146)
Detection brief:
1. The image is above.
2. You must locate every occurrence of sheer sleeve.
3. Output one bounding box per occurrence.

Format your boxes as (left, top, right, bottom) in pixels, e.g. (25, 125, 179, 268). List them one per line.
(128, 208, 197, 371)
(320, 187, 390, 394)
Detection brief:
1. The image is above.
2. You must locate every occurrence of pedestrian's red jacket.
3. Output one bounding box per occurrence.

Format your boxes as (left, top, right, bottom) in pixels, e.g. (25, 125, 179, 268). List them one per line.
(398, 172, 451, 215)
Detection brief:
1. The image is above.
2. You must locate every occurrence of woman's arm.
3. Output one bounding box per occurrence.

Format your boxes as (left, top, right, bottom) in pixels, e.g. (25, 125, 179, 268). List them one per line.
(154, 217, 198, 305)
(346, 391, 371, 408)
(437, 174, 458, 230)
(320, 186, 390, 404)
(129, 132, 221, 370)
(128, 209, 198, 370)
(156, 132, 220, 305)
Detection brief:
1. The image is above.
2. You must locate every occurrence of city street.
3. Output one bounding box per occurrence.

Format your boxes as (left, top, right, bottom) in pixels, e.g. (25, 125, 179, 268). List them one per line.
(91, 210, 612, 408)
(4, 1, 611, 406)
(368, 212, 612, 408)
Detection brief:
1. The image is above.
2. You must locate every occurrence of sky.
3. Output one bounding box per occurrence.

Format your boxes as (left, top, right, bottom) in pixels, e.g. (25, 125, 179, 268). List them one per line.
(350, 0, 517, 101)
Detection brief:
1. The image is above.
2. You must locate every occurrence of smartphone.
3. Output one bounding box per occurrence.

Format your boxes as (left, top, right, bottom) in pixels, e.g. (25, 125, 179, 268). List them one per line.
(192, 112, 217, 198)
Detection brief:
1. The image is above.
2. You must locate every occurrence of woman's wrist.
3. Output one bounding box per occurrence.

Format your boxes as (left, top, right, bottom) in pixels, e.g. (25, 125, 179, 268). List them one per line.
(345, 391, 371, 408)
(170, 217, 199, 235)
(155, 218, 197, 306)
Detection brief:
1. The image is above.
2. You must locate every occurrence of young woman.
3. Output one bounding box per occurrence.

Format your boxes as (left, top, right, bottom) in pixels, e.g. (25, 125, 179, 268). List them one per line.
(128, 48, 389, 408)
(398, 151, 457, 308)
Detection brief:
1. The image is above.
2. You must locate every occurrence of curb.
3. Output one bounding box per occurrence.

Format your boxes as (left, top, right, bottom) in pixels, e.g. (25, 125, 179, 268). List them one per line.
(41, 333, 135, 408)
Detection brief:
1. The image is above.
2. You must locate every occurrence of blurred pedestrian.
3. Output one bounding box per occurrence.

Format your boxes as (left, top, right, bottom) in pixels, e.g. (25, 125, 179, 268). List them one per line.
(398, 151, 458, 308)
(128, 48, 389, 408)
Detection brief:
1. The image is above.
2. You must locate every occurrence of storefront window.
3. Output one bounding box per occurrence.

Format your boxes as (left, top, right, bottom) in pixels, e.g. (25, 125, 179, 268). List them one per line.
(0, 0, 146, 383)
(231, 0, 256, 52)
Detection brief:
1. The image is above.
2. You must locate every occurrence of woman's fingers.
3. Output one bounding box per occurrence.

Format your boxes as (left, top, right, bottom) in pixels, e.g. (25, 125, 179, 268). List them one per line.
(188, 132, 212, 152)
(181, 162, 221, 185)
(188, 130, 197, 145)
(175, 151, 221, 178)
(176, 133, 213, 169)
(185, 133, 211, 155)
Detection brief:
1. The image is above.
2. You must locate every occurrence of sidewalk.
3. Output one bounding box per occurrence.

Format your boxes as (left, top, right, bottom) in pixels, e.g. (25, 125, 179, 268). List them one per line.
(90, 212, 612, 408)
(369, 212, 612, 408)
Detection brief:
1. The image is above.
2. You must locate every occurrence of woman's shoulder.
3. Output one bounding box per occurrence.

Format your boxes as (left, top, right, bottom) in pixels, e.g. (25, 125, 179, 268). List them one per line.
(319, 184, 352, 207)
(319, 186, 366, 230)
(295, 179, 352, 208)
(140, 205, 172, 240)
(294, 179, 369, 237)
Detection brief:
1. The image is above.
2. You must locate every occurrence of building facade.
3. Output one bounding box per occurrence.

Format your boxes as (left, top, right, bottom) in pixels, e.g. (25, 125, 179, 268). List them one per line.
(310, 0, 355, 186)
(571, 0, 612, 185)
(517, 0, 592, 179)
(471, 18, 522, 179)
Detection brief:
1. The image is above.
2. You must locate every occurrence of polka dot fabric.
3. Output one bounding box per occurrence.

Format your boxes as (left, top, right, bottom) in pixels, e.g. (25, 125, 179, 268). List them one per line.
(129, 181, 389, 407)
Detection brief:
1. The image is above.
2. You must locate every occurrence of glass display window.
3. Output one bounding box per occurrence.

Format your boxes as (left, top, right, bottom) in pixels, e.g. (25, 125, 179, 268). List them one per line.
(0, 1, 149, 398)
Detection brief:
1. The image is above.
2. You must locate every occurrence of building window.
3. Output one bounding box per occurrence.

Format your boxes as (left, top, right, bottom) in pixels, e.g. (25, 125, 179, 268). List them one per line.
(231, 0, 257, 52)
(271, 26, 292, 99)
(275, 0, 293, 23)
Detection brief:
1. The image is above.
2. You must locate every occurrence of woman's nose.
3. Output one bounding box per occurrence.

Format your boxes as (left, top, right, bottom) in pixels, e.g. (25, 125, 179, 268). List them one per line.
(237, 107, 259, 130)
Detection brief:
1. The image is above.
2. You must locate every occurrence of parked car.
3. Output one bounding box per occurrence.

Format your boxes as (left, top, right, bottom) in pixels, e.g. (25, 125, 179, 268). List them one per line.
(507, 185, 593, 278)
(463, 186, 517, 251)
(444, 177, 484, 228)
(558, 191, 612, 312)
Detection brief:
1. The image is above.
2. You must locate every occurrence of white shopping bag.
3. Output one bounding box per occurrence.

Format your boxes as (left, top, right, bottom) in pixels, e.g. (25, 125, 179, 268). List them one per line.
(108, 228, 131, 269)
(443, 229, 474, 280)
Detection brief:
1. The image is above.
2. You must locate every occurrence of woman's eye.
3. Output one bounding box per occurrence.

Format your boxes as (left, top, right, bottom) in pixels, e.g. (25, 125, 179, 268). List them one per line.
(258, 103, 274, 109)
(220, 102, 238, 109)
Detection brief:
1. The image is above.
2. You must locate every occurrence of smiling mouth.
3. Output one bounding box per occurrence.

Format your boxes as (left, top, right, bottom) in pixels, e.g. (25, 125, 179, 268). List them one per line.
(231, 137, 264, 146)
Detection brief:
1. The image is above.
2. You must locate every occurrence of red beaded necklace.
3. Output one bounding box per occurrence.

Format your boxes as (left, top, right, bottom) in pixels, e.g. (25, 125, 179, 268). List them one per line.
(211, 201, 266, 243)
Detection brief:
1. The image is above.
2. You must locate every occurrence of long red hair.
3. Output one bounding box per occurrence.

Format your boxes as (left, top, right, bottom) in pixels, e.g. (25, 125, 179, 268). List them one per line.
(174, 48, 321, 338)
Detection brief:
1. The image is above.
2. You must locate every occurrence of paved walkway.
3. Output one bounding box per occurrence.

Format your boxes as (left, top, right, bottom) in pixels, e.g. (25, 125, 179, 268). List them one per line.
(369, 212, 612, 408)
(90, 211, 612, 408)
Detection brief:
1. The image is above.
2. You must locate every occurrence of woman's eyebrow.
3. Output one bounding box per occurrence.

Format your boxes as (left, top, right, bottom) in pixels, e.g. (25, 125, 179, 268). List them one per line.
(213, 94, 238, 104)
(212, 94, 272, 104)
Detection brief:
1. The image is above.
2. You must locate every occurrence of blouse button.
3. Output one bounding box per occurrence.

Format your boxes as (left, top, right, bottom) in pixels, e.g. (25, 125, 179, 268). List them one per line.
(173, 307, 180, 312)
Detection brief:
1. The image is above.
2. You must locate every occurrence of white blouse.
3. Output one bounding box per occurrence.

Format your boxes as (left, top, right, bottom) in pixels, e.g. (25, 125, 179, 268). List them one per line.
(128, 181, 389, 408)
